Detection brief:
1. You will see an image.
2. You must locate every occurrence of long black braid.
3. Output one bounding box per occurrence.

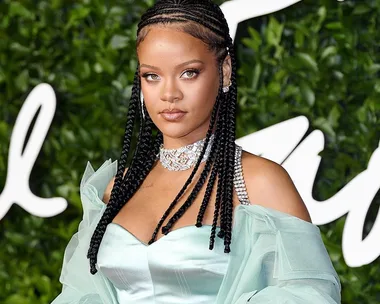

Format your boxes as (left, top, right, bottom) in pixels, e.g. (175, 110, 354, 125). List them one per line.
(222, 37, 238, 252)
(88, 0, 238, 274)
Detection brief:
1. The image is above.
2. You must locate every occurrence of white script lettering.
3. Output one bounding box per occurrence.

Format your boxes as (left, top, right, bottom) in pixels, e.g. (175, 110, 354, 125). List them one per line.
(0, 84, 67, 220)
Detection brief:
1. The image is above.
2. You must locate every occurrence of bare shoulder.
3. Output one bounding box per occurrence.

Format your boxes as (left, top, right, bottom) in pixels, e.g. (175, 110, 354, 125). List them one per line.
(102, 167, 128, 204)
(240, 151, 311, 222)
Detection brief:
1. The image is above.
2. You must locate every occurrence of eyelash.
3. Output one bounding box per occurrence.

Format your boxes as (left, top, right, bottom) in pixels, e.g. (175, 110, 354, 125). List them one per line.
(182, 69, 200, 79)
(141, 69, 200, 81)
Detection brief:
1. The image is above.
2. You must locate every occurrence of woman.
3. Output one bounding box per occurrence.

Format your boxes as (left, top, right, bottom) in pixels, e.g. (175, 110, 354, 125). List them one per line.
(52, 0, 341, 303)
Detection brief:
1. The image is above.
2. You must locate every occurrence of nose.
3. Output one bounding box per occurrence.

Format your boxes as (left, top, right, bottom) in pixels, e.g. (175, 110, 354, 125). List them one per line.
(160, 78, 183, 103)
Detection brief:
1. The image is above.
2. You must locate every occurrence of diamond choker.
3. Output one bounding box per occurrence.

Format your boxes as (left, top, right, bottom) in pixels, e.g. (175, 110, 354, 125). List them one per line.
(159, 134, 215, 171)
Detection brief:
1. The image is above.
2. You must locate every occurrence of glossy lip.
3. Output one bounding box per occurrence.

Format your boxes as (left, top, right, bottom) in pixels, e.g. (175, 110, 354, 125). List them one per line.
(160, 111, 186, 122)
(160, 108, 186, 113)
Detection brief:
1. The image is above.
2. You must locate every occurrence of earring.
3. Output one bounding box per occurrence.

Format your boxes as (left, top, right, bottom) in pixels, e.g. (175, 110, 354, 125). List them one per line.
(222, 80, 232, 93)
(139, 91, 145, 119)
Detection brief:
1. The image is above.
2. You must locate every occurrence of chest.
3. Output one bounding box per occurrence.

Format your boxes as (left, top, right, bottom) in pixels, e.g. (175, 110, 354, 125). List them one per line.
(112, 168, 240, 244)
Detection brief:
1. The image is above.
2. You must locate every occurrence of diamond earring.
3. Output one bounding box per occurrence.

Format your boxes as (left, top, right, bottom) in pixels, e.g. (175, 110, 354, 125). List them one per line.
(222, 80, 232, 93)
(140, 92, 145, 119)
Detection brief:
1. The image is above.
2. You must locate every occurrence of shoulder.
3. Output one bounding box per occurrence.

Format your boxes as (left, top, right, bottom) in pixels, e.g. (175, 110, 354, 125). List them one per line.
(240, 150, 311, 222)
(102, 167, 128, 204)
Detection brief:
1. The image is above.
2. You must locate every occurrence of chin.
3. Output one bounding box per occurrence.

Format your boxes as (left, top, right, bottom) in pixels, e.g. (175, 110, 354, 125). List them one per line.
(157, 125, 193, 139)
(151, 115, 191, 138)
(152, 115, 210, 140)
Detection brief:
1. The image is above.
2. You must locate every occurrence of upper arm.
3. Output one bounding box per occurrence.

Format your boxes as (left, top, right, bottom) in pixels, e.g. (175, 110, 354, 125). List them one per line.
(102, 177, 115, 204)
(102, 168, 128, 204)
(242, 152, 311, 222)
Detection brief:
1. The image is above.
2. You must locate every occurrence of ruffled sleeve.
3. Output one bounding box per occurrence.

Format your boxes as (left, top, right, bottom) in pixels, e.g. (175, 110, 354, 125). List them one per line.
(216, 204, 341, 304)
(51, 159, 119, 304)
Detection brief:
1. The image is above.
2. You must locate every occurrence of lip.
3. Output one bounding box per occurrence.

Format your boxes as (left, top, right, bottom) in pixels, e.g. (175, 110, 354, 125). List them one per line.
(161, 108, 186, 113)
(160, 111, 186, 121)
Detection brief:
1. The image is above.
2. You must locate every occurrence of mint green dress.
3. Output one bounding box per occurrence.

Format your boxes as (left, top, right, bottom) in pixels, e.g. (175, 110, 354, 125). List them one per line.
(51, 146, 341, 304)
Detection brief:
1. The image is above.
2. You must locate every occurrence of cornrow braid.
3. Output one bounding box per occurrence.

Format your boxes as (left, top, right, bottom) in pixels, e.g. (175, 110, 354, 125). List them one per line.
(217, 92, 231, 240)
(87, 69, 141, 272)
(195, 146, 218, 228)
(109, 70, 140, 204)
(195, 93, 225, 227)
(194, 63, 223, 227)
(139, 10, 227, 38)
(208, 92, 230, 250)
(215, 88, 229, 240)
(88, 0, 239, 274)
(222, 38, 238, 253)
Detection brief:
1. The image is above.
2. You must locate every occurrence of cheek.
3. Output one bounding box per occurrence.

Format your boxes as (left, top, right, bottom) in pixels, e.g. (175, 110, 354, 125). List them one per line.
(141, 82, 158, 110)
(189, 76, 219, 109)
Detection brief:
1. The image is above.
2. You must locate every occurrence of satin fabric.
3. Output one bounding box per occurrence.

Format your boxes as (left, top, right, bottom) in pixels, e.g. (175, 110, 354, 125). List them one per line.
(51, 159, 341, 304)
(98, 223, 228, 303)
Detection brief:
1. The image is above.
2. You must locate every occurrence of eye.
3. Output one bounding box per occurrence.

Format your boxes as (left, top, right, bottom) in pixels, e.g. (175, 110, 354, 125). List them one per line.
(142, 73, 160, 81)
(181, 69, 200, 79)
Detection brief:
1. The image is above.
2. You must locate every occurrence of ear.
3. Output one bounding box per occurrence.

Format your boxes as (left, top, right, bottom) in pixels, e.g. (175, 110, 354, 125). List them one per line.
(222, 54, 232, 87)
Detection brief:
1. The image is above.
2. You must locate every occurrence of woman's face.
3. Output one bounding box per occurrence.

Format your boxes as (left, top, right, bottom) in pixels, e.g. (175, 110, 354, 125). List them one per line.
(137, 26, 230, 148)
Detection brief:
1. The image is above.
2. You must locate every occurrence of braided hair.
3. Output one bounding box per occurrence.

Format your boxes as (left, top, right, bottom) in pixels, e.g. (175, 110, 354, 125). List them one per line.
(87, 0, 238, 275)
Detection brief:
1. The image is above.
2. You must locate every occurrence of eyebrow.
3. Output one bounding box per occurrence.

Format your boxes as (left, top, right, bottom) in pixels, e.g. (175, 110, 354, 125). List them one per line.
(139, 59, 204, 70)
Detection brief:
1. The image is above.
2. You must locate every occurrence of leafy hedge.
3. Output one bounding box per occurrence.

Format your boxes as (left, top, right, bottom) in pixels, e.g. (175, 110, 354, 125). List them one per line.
(0, 0, 379, 303)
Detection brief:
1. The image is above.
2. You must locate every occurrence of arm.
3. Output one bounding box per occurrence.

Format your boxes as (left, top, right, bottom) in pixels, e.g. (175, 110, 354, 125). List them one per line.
(102, 166, 128, 204)
(220, 154, 341, 303)
(232, 221, 341, 304)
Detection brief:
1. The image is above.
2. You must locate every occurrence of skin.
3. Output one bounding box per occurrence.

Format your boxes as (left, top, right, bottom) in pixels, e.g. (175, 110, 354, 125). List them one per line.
(138, 26, 231, 149)
(103, 26, 311, 245)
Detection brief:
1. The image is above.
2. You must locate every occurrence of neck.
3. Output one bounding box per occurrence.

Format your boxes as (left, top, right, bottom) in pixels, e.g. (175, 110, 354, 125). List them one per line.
(162, 132, 210, 149)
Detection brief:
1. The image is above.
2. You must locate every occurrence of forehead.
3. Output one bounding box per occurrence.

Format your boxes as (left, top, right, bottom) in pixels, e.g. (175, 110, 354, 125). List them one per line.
(137, 27, 215, 64)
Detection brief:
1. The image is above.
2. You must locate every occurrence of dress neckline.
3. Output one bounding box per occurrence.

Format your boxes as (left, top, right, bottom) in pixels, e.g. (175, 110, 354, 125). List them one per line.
(107, 222, 221, 247)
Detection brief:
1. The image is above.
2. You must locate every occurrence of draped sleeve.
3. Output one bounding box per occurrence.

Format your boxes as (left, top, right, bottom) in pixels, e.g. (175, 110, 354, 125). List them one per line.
(51, 159, 119, 304)
(216, 204, 341, 304)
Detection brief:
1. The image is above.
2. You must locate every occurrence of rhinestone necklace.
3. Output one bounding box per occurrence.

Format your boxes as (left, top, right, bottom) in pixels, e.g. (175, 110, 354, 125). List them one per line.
(158, 134, 215, 171)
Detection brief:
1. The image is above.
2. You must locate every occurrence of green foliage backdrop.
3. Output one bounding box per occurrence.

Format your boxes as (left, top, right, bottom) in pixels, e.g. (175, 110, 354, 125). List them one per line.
(0, 0, 379, 303)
